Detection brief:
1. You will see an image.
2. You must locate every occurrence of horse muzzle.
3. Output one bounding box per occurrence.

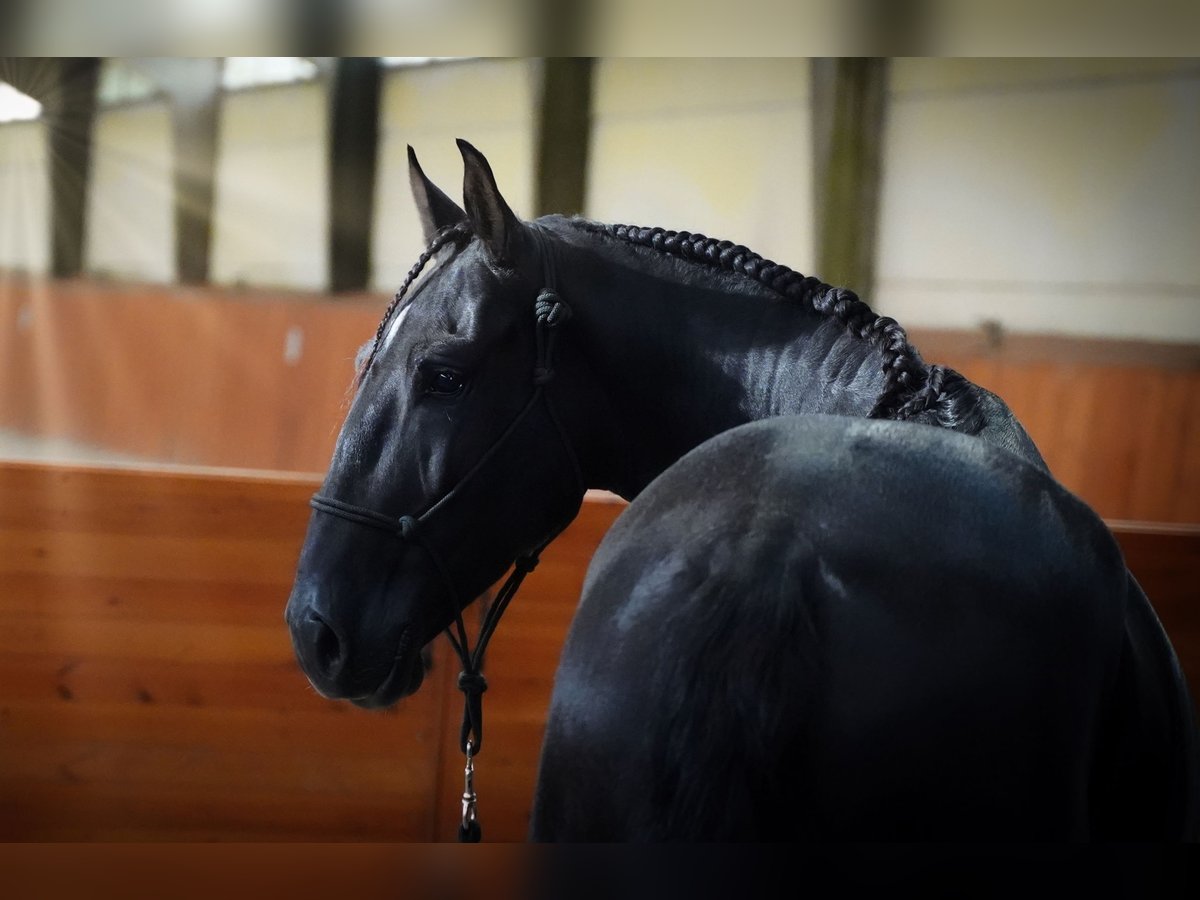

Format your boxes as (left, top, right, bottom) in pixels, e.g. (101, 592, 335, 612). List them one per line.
(285, 586, 427, 706)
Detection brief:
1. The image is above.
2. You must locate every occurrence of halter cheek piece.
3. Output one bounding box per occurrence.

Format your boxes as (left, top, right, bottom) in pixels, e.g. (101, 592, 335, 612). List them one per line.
(308, 225, 583, 842)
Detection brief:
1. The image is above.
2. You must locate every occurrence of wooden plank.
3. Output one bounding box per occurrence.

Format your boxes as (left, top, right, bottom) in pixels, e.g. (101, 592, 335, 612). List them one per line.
(0, 574, 305, 626)
(0, 528, 303, 583)
(1075, 369, 1143, 520)
(0, 732, 435, 796)
(1111, 522, 1200, 699)
(1127, 372, 1192, 521)
(0, 653, 326, 709)
(0, 779, 434, 841)
(0, 460, 318, 536)
(1176, 377, 1200, 523)
(0, 616, 295, 664)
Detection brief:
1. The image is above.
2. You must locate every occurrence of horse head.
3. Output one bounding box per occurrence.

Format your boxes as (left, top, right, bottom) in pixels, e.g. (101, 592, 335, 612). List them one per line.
(285, 141, 589, 708)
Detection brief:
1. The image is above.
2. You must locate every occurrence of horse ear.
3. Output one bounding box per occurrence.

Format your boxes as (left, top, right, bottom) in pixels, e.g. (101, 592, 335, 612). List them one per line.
(457, 138, 524, 264)
(408, 145, 467, 243)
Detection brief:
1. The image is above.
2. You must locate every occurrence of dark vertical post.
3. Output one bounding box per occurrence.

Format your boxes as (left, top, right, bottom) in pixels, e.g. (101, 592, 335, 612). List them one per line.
(43, 58, 100, 279)
(525, 0, 594, 55)
(327, 57, 381, 293)
(166, 60, 222, 285)
(853, 0, 930, 55)
(811, 57, 889, 298)
(533, 57, 594, 218)
(293, 1, 347, 55)
(0, 6, 32, 54)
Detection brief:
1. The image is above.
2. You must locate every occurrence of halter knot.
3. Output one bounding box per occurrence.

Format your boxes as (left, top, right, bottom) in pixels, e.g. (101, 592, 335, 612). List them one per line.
(457, 670, 489, 696)
(535, 290, 571, 327)
(457, 670, 489, 755)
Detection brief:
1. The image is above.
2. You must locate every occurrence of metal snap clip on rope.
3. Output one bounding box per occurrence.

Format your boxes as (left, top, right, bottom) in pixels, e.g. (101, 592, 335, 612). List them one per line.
(458, 739, 481, 843)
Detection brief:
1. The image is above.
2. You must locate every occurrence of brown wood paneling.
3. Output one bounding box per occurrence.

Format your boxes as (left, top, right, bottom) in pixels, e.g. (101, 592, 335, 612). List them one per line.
(1177, 384, 1200, 523)
(1126, 374, 1192, 521)
(0, 461, 447, 841)
(0, 463, 1196, 841)
(0, 276, 382, 472)
(2, 279, 1198, 523)
(909, 327, 1200, 524)
(1110, 522, 1200, 703)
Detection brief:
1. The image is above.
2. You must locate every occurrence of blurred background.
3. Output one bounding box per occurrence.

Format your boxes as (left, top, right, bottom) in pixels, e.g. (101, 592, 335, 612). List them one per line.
(0, 53, 1197, 841)
(1, 56, 1197, 506)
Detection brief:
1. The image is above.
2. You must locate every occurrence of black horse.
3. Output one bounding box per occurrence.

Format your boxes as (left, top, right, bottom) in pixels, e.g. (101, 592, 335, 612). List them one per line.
(285, 140, 1198, 841)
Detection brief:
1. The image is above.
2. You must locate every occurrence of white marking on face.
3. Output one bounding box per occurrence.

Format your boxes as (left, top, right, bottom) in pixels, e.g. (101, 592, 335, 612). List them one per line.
(380, 302, 413, 355)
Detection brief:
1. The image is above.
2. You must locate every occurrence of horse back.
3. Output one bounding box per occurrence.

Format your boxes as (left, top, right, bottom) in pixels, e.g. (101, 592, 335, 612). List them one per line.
(532, 415, 1197, 840)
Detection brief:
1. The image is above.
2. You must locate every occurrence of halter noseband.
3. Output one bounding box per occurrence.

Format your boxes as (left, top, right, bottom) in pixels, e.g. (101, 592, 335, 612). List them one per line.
(308, 224, 583, 841)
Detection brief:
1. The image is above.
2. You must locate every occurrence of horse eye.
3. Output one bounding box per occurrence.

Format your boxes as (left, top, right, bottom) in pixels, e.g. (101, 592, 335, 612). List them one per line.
(426, 368, 465, 397)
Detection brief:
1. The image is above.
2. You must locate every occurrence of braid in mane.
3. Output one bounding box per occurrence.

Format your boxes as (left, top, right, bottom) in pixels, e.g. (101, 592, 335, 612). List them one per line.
(577, 221, 936, 420)
(358, 222, 474, 384)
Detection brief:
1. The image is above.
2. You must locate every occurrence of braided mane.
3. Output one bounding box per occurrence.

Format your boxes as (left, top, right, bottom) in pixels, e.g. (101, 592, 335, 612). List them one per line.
(572, 220, 945, 421)
(367, 217, 966, 427)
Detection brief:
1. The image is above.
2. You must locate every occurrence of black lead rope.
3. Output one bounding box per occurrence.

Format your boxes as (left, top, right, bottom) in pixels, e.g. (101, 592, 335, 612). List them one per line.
(309, 225, 578, 842)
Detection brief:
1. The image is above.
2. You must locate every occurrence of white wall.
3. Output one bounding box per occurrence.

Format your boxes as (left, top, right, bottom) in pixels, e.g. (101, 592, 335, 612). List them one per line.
(372, 58, 536, 292)
(0, 121, 50, 274)
(584, 1, 835, 56)
(876, 58, 1200, 342)
(211, 81, 329, 291)
(586, 58, 816, 275)
(7, 57, 1198, 348)
(85, 101, 175, 283)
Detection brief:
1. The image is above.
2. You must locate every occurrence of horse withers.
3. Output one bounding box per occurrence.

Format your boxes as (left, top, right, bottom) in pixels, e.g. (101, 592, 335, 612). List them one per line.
(285, 140, 1198, 841)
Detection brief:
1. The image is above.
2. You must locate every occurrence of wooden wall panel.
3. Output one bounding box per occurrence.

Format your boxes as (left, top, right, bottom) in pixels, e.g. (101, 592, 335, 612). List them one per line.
(0, 277, 1197, 522)
(0, 462, 447, 841)
(1113, 525, 1200, 698)
(0, 277, 381, 472)
(909, 329, 1200, 524)
(0, 462, 1195, 841)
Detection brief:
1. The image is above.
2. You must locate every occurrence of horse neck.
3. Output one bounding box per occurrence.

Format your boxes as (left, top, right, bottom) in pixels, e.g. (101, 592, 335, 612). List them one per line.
(559, 236, 891, 499)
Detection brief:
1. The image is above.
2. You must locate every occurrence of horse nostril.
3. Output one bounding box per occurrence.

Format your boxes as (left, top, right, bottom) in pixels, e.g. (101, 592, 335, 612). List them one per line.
(309, 612, 343, 675)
